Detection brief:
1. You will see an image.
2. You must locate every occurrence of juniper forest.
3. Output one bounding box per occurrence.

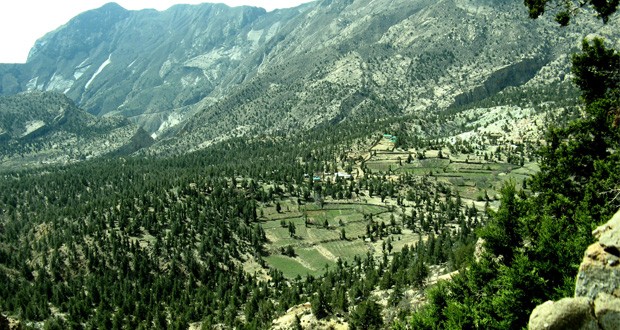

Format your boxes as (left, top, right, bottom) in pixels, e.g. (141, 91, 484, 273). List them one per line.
(0, 0, 619, 329)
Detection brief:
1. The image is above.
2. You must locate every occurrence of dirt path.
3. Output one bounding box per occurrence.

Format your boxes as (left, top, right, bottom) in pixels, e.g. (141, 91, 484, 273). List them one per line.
(314, 244, 338, 262)
(295, 255, 316, 271)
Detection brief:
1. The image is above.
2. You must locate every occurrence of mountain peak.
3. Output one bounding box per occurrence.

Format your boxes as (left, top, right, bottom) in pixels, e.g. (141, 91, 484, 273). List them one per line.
(98, 2, 127, 11)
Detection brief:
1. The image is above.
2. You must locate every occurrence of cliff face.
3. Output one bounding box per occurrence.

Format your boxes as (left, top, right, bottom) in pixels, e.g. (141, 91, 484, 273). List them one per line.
(529, 210, 620, 330)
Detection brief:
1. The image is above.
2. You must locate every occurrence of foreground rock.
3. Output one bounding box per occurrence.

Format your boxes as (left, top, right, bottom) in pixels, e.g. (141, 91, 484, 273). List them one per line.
(529, 210, 620, 330)
(529, 297, 598, 330)
(271, 302, 348, 330)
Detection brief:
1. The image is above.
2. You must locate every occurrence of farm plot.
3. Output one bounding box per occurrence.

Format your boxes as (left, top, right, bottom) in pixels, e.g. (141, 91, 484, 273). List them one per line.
(365, 160, 398, 173)
(321, 240, 370, 262)
(396, 158, 451, 174)
(263, 255, 314, 279)
(262, 202, 390, 278)
(389, 230, 424, 253)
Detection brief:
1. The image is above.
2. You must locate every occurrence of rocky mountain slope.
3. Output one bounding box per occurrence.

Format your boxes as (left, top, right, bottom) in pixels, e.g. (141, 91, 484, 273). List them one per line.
(0, 2, 275, 133)
(0, 0, 618, 155)
(0, 92, 149, 169)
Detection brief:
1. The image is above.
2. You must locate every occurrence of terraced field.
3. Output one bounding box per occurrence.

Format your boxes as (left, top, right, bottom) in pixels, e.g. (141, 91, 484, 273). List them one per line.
(261, 134, 539, 279)
(366, 146, 537, 200)
(261, 202, 423, 278)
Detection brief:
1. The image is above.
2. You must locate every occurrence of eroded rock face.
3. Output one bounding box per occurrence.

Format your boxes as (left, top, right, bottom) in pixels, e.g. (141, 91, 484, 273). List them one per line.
(529, 210, 620, 330)
(576, 211, 620, 300)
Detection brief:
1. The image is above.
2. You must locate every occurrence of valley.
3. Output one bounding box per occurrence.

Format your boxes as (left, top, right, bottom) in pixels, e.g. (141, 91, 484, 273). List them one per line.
(0, 96, 549, 328)
(0, 0, 619, 328)
(0, 75, 583, 328)
(258, 122, 540, 280)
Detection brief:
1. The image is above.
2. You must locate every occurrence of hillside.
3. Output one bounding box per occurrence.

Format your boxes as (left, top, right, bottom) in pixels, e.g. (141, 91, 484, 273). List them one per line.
(0, 0, 616, 153)
(0, 92, 149, 169)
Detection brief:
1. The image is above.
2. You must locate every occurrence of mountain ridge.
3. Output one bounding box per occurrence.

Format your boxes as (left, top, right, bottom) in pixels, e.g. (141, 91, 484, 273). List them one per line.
(0, 0, 617, 156)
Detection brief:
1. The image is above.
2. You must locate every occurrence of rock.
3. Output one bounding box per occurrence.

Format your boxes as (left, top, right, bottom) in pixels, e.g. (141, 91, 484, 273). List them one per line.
(474, 237, 486, 263)
(528, 297, 599, 330)
(0, 314, 21, 330)
(594, 293, 620, 330)
(529, 210, 620, 330)
(575, 210, 620, 300)
(598, 211, 620, 257)
(574, 242, 620, 299)
(592, 211, 620, 240)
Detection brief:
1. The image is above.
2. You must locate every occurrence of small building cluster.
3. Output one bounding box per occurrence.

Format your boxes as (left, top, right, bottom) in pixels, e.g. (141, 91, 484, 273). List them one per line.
(304, 172, 352, 182)
(334, 172, 352, 180)
(383, 133, 398, 143)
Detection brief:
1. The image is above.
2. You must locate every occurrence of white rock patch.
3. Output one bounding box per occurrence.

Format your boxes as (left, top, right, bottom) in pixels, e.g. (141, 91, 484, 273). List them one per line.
(22, 121, 46, 137)
(85, 54, 112, 89)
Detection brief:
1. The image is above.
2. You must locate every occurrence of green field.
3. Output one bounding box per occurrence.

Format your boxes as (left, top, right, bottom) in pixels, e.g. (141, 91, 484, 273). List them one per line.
(261, 203, 391, 277)
(321, 240, 372, 262)
(263, 255, 315, 278)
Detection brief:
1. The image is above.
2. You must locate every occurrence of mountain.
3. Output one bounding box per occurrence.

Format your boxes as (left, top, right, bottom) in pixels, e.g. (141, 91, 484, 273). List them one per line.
(0, 91, 149, 169)
(0, 2, 272, 133)
(0, 0, 617, 153)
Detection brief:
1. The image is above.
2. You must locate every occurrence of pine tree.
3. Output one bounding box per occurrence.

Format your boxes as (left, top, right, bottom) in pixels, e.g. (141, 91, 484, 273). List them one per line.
(311, 288, 330, 320)
(288, 221, 296, 237)
(349, 298, 383, 330)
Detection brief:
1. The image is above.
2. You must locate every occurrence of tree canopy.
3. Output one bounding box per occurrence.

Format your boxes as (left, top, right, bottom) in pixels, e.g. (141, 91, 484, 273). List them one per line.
(409, 1, 620, 328)
(525, 0, 619, 25)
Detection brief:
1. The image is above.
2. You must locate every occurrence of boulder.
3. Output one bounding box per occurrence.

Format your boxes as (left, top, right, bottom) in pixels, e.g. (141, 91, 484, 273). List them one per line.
(528, 297, 598, 330)
(594, 293, 620, 330)
(575, 210, 620, 300)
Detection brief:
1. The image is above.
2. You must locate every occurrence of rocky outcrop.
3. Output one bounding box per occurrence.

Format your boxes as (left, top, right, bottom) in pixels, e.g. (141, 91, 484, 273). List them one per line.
(452, 57, 547, 108)
(529, 210, 620, 330)
(529, 297, 599, 330)
(576, 211, 620, 300)
(0, 313, 21, 330)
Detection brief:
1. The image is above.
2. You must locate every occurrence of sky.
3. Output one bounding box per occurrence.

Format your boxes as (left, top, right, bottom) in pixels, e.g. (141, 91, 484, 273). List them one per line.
(0, 0, 314, 64)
